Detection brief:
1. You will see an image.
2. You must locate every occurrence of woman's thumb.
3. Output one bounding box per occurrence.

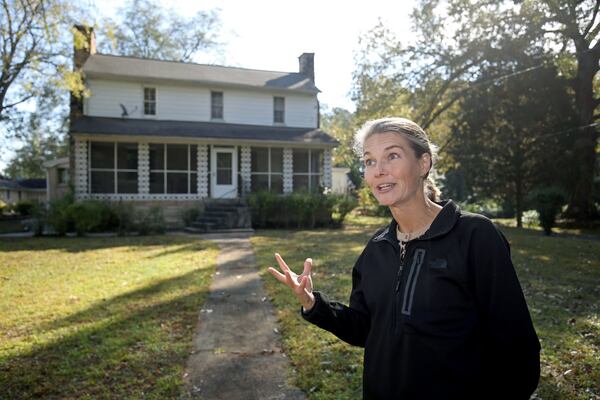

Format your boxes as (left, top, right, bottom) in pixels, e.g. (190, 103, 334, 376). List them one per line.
(303, 257, 313, 275)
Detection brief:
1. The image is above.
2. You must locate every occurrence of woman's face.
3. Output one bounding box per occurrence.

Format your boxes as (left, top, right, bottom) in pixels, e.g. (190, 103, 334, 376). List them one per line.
(363, 132, 429, 207)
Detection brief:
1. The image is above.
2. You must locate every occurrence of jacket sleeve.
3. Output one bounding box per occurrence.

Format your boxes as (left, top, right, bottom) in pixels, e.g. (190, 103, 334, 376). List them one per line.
(469, 219, 541, 399)
(299, 251, 371, 347)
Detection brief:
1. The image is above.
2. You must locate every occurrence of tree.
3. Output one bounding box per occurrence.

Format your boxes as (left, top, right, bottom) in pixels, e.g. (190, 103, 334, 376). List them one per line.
(321, 106, 362, 186)
(0, 0, 85, 123)
(99, 0, 222, 62)
(353, 0, 599, 221)
(530, 0, 600, 219)
(447, 58, 577, 227)
(4, 111, 67, 178)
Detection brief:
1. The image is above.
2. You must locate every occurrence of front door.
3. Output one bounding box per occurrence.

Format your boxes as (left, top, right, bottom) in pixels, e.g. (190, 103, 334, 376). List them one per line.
(210, 146, 237, 198)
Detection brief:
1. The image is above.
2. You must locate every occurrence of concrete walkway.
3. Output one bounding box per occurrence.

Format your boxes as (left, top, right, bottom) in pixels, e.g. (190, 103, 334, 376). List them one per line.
(183, 232, 306, 400)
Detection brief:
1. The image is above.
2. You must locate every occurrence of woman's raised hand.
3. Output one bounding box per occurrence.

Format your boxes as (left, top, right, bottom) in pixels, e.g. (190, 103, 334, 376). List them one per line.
(268, 253, 316, 312)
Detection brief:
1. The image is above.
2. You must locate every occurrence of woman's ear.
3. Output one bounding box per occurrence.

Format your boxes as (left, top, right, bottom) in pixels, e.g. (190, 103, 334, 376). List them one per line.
(419, 153, 431, 178)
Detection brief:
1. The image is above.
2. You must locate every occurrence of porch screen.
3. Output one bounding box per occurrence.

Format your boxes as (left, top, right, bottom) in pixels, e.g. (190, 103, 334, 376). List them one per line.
(90, 142, 138, 194)
(251, 147, 283, 193)
(149, 144, 198, 194)
(293, 149, 323, 192)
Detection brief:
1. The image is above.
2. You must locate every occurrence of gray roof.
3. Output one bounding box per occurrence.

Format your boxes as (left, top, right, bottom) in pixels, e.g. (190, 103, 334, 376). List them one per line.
(0, 178, 46, 190)
(70, 116, 338, 147)
(83, 54, 320, 94)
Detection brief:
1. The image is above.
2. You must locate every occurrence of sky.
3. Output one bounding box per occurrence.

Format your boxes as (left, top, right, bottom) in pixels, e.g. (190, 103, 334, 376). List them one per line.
(1, 0, 417, 171)
(100, 0, 416, 111)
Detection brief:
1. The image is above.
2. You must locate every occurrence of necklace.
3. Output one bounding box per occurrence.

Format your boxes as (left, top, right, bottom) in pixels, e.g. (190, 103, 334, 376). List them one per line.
(396, 223, 431, 260)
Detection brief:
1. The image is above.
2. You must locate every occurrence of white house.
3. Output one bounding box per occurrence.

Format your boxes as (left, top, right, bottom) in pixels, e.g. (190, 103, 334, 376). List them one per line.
(68, 25, 337, 224)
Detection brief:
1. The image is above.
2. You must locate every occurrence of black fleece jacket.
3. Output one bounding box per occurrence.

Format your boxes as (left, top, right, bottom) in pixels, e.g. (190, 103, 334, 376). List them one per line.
(301, 200, 540, 399)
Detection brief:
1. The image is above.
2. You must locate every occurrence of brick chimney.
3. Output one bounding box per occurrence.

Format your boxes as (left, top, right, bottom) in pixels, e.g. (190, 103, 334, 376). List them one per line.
(73, 24, 96, 70)
(298, 53, 315, 82)
(69, 24, 96, 190)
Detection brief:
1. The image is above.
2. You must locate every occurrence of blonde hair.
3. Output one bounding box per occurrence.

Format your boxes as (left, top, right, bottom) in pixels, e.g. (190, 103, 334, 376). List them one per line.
(354, 117, 441, 202)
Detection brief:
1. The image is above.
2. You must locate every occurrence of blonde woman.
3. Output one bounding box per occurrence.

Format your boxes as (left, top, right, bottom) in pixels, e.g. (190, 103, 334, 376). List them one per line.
(269, 117, 540, 399)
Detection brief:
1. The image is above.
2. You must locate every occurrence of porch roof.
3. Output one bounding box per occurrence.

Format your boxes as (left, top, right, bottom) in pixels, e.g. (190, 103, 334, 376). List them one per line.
(70, 116, 338, 147)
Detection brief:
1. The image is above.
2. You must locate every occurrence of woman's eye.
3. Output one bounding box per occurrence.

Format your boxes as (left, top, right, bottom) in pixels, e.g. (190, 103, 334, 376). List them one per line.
(389, 153, 400, 160)
(364, 159, 375, 167)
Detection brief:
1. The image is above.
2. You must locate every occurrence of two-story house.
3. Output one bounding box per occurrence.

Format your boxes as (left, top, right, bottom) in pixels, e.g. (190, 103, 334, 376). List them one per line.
(68, 25, 337, 225)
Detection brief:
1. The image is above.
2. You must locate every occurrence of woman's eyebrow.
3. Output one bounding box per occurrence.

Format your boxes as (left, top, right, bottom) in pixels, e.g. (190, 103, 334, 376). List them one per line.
(363, 145, 405, 156)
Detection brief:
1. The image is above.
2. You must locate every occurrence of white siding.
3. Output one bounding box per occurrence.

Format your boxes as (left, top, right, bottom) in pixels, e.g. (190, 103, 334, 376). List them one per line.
(85, 79, 317, 128)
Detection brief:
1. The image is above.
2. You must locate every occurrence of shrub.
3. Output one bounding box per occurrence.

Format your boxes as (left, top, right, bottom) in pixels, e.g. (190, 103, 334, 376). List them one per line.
(181, 204, 204, 226)
(248, 191, 356, 229)
(112, 201, 137, 235)
(13, 201, 35, 216)
(331, 194, 358, 226)
(356, 182, 389, 217)
(522, 210, 539, 228)
(67, 200, 119, 235)
(0, 200, 7, 215)
(44, 192, 76, 235)
(136, 206, 165, 235)
(527, 186, 566, 235)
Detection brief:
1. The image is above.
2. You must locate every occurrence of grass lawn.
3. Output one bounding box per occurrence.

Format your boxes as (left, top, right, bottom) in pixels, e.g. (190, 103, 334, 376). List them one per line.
(0, 235, 219, 399)
(252, 214, 600, 400)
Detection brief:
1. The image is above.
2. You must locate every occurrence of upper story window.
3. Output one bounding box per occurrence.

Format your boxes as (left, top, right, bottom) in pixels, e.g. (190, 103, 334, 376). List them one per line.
(211, 91, 223, 120)
(144, 87, 156, 116)
(274, 96, 285, 124)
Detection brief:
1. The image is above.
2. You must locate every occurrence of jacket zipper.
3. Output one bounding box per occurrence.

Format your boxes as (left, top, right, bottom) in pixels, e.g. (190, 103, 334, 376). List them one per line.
(392, 243, 409, 335)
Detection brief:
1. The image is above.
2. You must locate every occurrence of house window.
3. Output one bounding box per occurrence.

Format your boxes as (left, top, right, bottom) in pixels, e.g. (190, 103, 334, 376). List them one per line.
(58, 168, 69, 184)
(211, 91, 223, 119)
(149, 144, 198, 194)
(144, 87, 156, 115)
(6, 190, 10, 200)
(251, 147, 283, 193)
(274, 96, 285, 123)
(89, 142, 138, 194)
(293, 149, 322, 192)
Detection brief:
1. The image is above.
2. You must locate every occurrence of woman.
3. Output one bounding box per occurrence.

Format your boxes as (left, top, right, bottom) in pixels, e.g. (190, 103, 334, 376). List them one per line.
(268, 117, 540, 399)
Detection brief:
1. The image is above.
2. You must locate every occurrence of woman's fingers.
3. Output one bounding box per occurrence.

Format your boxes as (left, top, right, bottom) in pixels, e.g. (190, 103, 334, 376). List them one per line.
(267, 267, 287, 284)
(303, 258, 313, 276)
(274, 253, 291, 274)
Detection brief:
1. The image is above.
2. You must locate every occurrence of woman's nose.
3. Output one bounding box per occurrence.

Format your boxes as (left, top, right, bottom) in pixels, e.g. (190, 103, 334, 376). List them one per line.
(376, 159, 388, 176)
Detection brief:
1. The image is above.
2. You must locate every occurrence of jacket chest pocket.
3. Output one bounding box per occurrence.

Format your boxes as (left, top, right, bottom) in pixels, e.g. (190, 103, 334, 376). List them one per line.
(400, 251, 476, 337)
(400, 248, 426, 316)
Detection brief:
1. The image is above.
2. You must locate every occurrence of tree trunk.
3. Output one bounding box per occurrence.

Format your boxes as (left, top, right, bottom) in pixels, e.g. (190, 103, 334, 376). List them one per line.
(565, 39, 600, 221)
(515, 174, 523, 228)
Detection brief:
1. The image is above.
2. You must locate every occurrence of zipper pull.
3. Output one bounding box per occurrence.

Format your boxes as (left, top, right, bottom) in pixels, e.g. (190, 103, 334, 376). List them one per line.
(395, 264, 403, 292)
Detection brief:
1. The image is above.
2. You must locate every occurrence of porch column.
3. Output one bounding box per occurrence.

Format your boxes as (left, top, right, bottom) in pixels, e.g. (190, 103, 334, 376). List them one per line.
(198, 144, 209, 198)
(74, 139, 88, 200)
(138, 143, 149, 194)
(323, 148, 332, 189)
(283, 148, 293, 194)
(240, 146, 251, 195)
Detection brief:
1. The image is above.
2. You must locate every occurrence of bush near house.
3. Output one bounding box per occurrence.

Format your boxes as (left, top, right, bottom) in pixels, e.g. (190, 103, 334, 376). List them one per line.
(248, 191, 357, 229)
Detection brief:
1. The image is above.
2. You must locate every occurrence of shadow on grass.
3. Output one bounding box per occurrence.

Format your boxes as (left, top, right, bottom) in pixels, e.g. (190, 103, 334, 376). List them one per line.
(0, 235, 211, 254)
(0, 269, 210, 399)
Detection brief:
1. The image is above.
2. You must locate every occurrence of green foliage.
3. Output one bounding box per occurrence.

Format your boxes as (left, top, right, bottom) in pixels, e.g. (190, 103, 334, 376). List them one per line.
(0, 200, 6, 214)
(356, 181, 390, 217)
(111, 201, 137, 235)
(67, 201, 119, 235)
(321, 107, 362, 187)
(41, 192, 76, 236)
(12, 201, 35, 217)
(99, 0, 222, 62)
(180, 204, 204, 226)
(528, 186, 566, 235)
(248, 191, 356, 229)
(136, 206, 166, 235)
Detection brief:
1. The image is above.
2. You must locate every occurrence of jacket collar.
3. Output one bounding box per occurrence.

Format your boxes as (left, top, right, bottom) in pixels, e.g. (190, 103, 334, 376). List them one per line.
(372, 199, 461, 246)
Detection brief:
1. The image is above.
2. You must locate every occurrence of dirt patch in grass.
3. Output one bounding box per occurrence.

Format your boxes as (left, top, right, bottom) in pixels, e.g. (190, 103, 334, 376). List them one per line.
(0, 235, 219, 399)
(252, 217, 600, 400)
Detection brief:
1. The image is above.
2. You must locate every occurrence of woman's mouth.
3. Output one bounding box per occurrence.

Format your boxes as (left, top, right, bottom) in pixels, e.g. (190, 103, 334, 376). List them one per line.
(376, 183, 396, 193)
